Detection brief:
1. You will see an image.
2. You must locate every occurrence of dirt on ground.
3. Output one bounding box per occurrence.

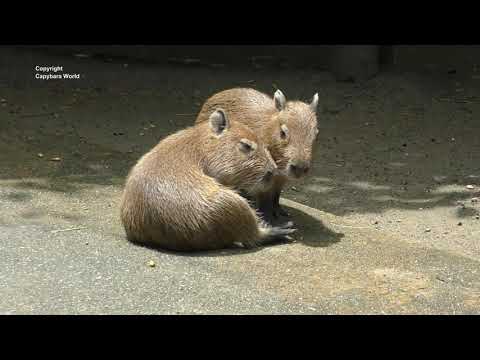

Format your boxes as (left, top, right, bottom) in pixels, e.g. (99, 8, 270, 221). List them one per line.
(0, 47, 479, 314)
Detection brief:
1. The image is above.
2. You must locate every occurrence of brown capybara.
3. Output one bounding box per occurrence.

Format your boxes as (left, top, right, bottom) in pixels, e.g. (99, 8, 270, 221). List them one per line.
(196, 88, 319, 223)
(120, 109, 296, 251)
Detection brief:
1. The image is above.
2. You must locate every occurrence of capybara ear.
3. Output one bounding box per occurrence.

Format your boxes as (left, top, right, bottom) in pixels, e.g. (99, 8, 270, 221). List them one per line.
(209, 108, 230, 135)
(310, 93, 319, 113)
(274, 89, 286, 111)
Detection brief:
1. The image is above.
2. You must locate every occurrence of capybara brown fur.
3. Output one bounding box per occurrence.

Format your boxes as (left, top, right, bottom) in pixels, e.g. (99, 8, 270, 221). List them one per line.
(196, 88, 319, 223)
(120, 109, 295, 251)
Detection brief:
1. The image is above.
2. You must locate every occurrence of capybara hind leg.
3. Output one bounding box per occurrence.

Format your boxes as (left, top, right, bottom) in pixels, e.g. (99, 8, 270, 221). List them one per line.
(242, 221, 296, 249)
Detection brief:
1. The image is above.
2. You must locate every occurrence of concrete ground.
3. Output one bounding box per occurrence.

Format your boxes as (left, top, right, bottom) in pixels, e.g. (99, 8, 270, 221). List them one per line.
(0, 47, 479, 314)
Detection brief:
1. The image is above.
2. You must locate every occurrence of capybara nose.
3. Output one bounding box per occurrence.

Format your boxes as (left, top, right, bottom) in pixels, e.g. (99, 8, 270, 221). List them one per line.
(289, 162, 309, 178)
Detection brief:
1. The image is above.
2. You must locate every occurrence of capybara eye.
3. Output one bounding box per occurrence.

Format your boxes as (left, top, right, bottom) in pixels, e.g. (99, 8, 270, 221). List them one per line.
(239, 141, 253, 153)
(280, 124, 289, 140)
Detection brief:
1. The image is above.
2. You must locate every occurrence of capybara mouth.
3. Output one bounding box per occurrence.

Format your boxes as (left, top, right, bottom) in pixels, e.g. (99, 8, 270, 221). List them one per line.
(289, 172, 304, 180)
(287, 163, 310, 179)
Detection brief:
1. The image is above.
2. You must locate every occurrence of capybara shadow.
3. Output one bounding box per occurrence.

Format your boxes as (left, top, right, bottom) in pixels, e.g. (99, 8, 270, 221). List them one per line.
(282, 204, 344, 247)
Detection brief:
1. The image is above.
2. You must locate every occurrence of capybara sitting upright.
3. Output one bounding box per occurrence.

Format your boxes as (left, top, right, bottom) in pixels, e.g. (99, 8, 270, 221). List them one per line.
(196, 88, 319, 223)
(120, 109, 295, 251)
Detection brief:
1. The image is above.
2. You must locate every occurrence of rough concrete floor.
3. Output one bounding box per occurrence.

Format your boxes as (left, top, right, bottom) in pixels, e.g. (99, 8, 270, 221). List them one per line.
(0, 47, 479, 314)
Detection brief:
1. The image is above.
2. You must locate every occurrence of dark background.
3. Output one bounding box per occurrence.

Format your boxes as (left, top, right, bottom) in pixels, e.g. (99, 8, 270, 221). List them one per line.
(22, 45, 480, 80)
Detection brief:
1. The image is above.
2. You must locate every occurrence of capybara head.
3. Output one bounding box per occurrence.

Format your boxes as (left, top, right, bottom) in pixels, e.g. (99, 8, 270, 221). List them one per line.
(202, 109, 278, 195)
(268, 90, 319, 179)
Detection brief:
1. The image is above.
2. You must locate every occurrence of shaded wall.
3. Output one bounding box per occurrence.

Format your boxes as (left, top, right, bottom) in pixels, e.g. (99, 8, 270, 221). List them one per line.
(25, 45, 333, 69)
(393, 45, 480, 74)
(16, 45, 480, 80)
(24, 45, 382, 82)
